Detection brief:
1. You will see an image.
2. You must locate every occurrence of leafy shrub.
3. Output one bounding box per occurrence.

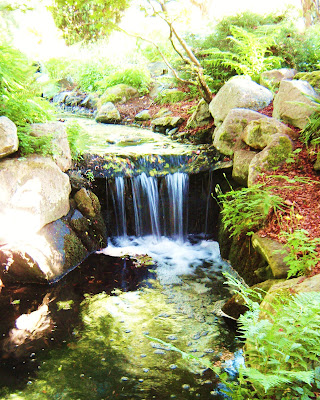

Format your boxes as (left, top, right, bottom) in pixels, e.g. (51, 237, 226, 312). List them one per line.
(154, 88, 187, 104)
(75, 60, 113, 92)
(293, 24, 320, 72)
(97, 66, 151, 94)
(66, 120, 89, 161)
(279, 229, 320, 278)
(44, 57, 75, 81)
(215, 183, 285, 237)
(300, 98, 320, 146)
(17, 127, 54, 157)
(224, 274, 320, 399)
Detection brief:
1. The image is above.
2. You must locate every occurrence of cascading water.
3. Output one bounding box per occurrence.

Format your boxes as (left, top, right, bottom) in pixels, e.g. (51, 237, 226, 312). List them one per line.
(115, 176, 127, 237)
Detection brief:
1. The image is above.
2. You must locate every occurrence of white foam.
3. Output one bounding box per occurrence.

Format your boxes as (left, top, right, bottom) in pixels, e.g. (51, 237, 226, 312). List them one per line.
(98, 236, 224, 285)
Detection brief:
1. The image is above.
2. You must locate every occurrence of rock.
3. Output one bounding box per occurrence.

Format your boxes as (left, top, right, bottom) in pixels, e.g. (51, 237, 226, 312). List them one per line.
(242, 118, 296, 150)
(0, 218, 88, 284)
(186, 99, 212, 129)
(260, 68, 297, 89)
(259, 274, 320, 318)
(52, 91, 70, 104)
(272, 79, 320, 129)
(95, 102, 121, 124)
(147, 61, 169, 77)
(153, 108, 172, 119)
(0, 116, 19, 159)
(232, 149, 256, 186)
(64, 91, 86, 106)
(151, 116, 185, 134)
(314, 151, 320, 171)
(135, 110, 151, 121)
(74, 188, 101, 219)
(30, 122, 72, 172)
(80, 94, 98, 109)
(209, 75, 273, 125)
(0, 156, 71, 242)
(248, 134, 293, 186)
(213, 108, 268, 156)
(99, 84, 139, 105)
(252, 234, 289, 279)
(294, 70, 320, 93)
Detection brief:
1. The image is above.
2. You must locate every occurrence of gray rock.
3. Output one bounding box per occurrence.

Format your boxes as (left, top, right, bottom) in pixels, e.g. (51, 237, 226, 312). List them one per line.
(80, 94, 98, 109)
(151, 116, 184, 134)
(95, 102, 121, 124)
(232, 150, 257, 187)
(209, 75, 273, 125)
(213, 108, 267, 156)
(252, 233, 289, 279)
(186, 99, 212, 129)
(135, 110, 151, 121)
(0, 155, 71, 243)
(242, 118, 296, 150)
(260, 68, 297, 89)
(30, 122, 72, 172)
(0, 116, 18, 159)
(52, 91, 70, 104)
(248, 134, 293, 186)
(272, 79, 320, 129)
(99, 84, 139, 105)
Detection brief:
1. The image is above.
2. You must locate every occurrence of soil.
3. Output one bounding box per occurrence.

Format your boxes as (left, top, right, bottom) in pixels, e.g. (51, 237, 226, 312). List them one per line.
(118, 93, 320, 277)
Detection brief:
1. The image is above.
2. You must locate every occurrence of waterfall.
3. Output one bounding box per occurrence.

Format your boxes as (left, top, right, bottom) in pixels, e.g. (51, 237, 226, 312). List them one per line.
(111, 172, 189, 241)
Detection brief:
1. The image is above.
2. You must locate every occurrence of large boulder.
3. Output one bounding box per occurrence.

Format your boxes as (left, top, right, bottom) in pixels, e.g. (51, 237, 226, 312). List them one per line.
(248, 134, 293, 186)
(272, 79, 320, 129)
(242, 117, 296, 150)
(95, 102, 121, 124)
(212, 108, 267, 156)
(186, 99, 212, 129)
(0, 116, 19, 159)
(30, 122, 72, 172)
(232, 149, 257, 186)
(260, 68, 297, 89)
(252, 234, 289, 279)
(294, 70, 320, 93)
(209, 75, 273, 126)
(99, 84, 139, 105)
(0, 156, 71, 243)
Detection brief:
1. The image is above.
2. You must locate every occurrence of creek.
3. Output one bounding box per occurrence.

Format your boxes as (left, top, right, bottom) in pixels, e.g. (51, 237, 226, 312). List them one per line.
(0, 120, 243, 400)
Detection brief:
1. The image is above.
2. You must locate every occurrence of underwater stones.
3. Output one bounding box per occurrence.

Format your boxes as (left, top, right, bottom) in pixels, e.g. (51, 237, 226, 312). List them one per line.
(95, 102, 121, 124)
(186, 99, 212, 129)
(232, 149, 256, 186)
(0, 116, 18, 159)
(242, 118, 296, 150)
(247, 134, 293, 186)
(151, 116, 185, 134)
(30, 121, 72, 171)
(260, 68, 297, 89)
(212, 108, 267, 156)
(273, 79, 320, 129)
(209, 75, 273, 126)
(251, 234, 289, 279)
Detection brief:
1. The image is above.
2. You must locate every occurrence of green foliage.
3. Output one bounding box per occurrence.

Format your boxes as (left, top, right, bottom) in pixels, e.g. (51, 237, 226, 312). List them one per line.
(97, 66, 152, 94)
(300, 98, 320, 146)
(17, 127, 55, 157)
(207, 26, 282, 83)
(76, 61, 113, 92)
(293, 24, 320, 72)
(224, 274, 320, 399)
(215, 183, 285, 237)
(154, 88, 187, 104)
(44, 57, 75, 81)
(66, 120, 89, 161)
(279, 229, 320, 278)
(49, 0, 130, 45)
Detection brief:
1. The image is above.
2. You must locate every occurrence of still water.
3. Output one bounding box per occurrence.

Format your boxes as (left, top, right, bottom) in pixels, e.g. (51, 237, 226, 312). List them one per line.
(0, 235, 242, 400)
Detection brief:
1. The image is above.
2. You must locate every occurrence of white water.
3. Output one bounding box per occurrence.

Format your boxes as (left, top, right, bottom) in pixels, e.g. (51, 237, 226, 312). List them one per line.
(100, 236, 226, 285)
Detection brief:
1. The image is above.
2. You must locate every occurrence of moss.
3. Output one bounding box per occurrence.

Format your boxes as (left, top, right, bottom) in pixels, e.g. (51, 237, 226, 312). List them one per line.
(265, 136, 292, 168)
(63, 232, 88, 270)
(294, 71, 320, 92)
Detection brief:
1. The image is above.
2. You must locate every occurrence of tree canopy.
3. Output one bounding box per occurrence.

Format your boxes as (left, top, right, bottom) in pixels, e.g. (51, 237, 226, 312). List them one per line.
(49, 0, 130, 45)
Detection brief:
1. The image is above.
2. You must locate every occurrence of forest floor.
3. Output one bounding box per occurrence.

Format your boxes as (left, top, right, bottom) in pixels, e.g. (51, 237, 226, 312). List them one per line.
(117, 93, 320, 277)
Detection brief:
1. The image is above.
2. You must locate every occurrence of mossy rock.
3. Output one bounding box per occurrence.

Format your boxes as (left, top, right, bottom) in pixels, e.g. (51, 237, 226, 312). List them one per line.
(155, 88, 187, 104)
(294, 70, 320, 93)
(232, 149, 256, 187)
(99, 84, 139, 105)
(248, 134, 293, 186)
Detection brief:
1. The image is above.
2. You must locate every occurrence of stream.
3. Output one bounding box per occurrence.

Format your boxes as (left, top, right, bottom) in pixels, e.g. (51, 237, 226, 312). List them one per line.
(0, 121, 243, 400)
